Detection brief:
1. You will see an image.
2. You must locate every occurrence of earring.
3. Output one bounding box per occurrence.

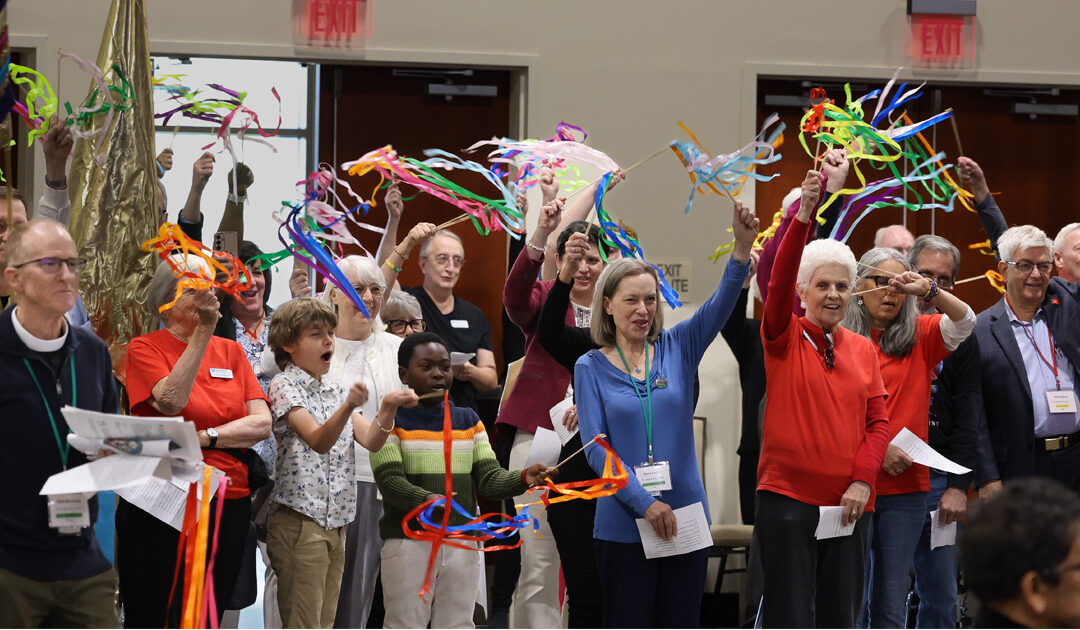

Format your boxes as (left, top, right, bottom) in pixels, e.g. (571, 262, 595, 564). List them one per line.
(858, 298, 864, 305)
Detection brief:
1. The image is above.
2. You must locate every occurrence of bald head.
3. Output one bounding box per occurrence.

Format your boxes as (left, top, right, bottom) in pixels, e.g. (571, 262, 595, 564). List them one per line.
(3, 219, 80, 320)
(874, 225, 916, 256)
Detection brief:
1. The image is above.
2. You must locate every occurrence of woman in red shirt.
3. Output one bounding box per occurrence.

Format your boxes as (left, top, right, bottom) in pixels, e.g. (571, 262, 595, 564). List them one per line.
(757, 170, 891, 628)
(842, 247, 975, 628)
(117, 256, 271, 628)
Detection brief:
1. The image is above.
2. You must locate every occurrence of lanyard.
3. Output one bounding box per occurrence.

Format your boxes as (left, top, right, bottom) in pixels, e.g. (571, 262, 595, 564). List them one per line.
(615, 343, 655, 464)
(1006, 296, 1061, 390)
(23, 357, 77, 470)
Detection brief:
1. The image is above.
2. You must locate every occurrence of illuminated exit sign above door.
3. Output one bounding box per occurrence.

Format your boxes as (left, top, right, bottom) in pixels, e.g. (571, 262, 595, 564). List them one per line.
(907, 0, 976, 69)
(293, 0, 372, 50)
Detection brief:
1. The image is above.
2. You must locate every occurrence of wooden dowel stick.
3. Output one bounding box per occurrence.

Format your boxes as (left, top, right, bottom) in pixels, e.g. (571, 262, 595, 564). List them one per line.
(553, 433, 606, 470)
(4, 149, 12, 234)
(417, 390, 448, 400)
(853, 285, 889, 296)
(949, 110, 964, 157)
(857, 261, 901, 277)
(953, 273, 987, 286)
(434, 213, 474, 231)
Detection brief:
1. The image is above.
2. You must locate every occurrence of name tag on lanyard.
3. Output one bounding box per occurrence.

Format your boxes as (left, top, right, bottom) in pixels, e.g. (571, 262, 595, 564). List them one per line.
(48, 493, 91, 535)
(1047, 390, 1079, 414)
(635, 461, 673, 497)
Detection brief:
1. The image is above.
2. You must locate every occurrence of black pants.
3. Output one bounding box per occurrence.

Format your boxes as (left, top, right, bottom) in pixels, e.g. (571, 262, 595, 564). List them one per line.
(756, 490, 870, 629)
(594, 539, 709, 628)
(1033, 441, 1080, 494)
(115, 495, 252, 628)
(547, 499, 602, 628)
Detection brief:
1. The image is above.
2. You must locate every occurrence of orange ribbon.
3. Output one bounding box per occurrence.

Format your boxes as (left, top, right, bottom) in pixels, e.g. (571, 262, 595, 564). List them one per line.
(141, 223, 254, 312)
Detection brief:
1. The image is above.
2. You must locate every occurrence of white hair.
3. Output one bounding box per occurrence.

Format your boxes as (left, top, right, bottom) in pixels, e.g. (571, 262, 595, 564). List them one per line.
(419, 229, 464, 259)
(797, 238, 857, 289)
(1053, 223, 1080, 254)
(997, 225, 1053, 263)
(147, 254, 214, 320)
(323, 254, 386, 329)
(781, 187, 801, 213)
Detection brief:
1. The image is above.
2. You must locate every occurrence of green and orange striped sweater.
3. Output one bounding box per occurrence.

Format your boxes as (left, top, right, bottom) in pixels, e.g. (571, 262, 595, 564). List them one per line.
(371, 400, 528, 539)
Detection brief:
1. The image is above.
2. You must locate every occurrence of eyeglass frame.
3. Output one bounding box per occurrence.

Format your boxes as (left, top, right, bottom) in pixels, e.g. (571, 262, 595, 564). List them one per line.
(10, 256, 88, 274)
(424, 253, 466, 268)
(352, 283, 384, 298)
(864, 275, 893, 288)
(1005, 260, 1054, 276)
(917, 270, 955, 290)
(384, 318, 427, 334)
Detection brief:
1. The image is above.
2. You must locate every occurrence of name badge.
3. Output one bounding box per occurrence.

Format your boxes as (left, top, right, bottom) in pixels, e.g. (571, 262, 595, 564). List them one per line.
(634, 461, 673, 497)
(1047, 390, 1078, 414)
(48, 493, 91, 535)
(209, 368, 234, 379)
(450, 319, 469, 329)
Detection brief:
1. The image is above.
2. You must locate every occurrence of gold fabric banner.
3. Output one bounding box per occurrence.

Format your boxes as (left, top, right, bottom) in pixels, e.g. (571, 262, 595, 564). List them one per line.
(68, 0, 156, 381)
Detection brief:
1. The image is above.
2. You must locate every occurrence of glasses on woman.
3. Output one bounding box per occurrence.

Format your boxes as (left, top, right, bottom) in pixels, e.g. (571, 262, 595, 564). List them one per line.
(918, 270, 955, 290)
(353, 284, 384, 299)
(1006, 260, 1054, 276)
(865, 275, 892, 288)
(385, 318, 426, 334)
(12, 257, 88, 274)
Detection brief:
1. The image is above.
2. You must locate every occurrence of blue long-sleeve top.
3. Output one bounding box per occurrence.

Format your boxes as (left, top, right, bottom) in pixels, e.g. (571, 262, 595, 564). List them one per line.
(574, 256, 749, 543)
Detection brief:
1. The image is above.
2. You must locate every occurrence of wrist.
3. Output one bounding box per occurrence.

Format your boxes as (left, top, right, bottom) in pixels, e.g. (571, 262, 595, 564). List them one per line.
(732, 244, 752, 262)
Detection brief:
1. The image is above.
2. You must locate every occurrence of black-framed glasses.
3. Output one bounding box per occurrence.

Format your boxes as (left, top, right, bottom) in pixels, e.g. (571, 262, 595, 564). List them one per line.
(824, 331, 835, 369)
(1006, 260, 1054, 276)
(12, 257, 87, 274)
(385, 318, 426, 334)
(918, 270, 955, 290)
(865, 275, 892, 288)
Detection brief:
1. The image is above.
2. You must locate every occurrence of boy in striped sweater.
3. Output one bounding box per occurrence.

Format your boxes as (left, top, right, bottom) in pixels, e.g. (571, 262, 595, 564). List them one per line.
(372, 332, 556, 628)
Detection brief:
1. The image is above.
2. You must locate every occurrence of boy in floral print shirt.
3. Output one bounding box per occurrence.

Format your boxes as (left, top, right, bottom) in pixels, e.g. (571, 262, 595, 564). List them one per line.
(265, 298, 417, 628)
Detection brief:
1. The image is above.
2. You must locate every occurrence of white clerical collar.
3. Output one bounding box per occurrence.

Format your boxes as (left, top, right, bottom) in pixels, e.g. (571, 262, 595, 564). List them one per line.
(12, 306, 68, 352)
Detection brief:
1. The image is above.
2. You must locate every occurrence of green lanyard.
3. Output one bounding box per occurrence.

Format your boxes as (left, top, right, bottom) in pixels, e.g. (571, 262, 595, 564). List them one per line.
(615, 342, 655, 464)
(24, 357, 77, 470)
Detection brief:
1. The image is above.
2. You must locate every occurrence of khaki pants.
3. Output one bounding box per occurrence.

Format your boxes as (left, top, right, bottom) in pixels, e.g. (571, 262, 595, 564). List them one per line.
(0, 565, 118, 628)
(508, 430, 562, 629)
(381, 538, 480, 629)
(266, 506, 347, 629)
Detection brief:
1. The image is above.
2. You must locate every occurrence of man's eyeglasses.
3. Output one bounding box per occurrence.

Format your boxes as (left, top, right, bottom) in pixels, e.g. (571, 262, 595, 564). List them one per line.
(824, 331, 835, 369)
(353, 284, 383, 298)
(12, 257, 87, 274)
(426, 254, 465, 268)
(918, 270, 955, 290)
(385, 318, 426, 334)
(1006, 260, 1054, 276)
(865, 275, 893, 288)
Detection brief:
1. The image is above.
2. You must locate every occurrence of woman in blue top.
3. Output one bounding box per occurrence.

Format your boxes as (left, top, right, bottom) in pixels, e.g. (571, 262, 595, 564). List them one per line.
(574, 202, 758, 628)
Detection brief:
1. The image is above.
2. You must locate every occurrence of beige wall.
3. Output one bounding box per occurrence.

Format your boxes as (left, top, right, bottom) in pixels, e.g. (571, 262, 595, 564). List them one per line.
(15, 0, 1080, 523)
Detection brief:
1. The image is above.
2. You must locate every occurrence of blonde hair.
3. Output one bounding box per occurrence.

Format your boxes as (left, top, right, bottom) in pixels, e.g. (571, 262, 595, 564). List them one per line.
(590, 258, 664, 346)
(268, 298, 338, 369)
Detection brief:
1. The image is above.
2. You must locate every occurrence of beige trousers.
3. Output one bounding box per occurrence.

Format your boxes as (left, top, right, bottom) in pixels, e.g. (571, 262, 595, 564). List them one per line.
(380, 537, 480, 629)
(266, 506, 347, 629)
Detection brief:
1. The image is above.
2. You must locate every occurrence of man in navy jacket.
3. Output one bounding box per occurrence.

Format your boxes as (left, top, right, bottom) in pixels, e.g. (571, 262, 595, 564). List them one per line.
(0, 219, 119, 627)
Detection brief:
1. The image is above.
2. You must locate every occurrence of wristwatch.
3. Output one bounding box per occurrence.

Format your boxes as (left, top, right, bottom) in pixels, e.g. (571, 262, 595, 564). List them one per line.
(206, 427, 219, 449)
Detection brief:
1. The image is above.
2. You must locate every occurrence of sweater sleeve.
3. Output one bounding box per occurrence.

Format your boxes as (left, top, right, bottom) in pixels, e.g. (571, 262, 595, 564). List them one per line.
(851, 394, 890, 486)
(537, 277, 595, 373)
(575, 356, 657, 517)
(371, 437, 437, 512)
(502, 246, 545, 332)
(975, 195, 1008, 256)
(669, 255, 749, 366)
(471, 430, 529, 501)
(763, 213, 812, 341)
(36, 187, 71, 227)
(720, 287, 750, 361)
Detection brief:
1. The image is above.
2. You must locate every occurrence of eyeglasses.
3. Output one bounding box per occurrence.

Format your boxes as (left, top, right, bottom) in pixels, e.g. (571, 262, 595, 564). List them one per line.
(385, 318, 426, 334)
(426, 254, 465, 268)
(824, 331, 835, 369)
(1006, 260, 1054, 276)
(918, 270, 955, 290)
(865, 275, 892, 288)
(11, 257, 87, 274)
(353, 284, 383, 298)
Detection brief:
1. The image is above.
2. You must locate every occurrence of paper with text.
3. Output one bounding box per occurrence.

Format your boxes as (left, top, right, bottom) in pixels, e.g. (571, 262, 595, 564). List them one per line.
(815, 506, 856, 540)
(635, 502, 712, 559)
(890, 427, 971, 474)
(115, 472, 222, 530)
(548, 398, 578, 445)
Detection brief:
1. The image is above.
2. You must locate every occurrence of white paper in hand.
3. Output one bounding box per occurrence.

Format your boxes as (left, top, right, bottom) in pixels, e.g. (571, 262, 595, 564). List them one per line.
(450, 352, 476, 366)
(548, 397, 578, 445)
(929, 509, 957, 549)
(890, 427, 971, 475)
(815, 506, 856, 540)
(527, 427, 562, 467)
(634, 502, 712, 559)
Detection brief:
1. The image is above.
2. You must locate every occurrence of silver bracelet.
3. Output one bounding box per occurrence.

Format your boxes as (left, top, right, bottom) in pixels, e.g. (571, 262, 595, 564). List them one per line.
(525, 240, 545, 253)
(377, 416, 395, 433)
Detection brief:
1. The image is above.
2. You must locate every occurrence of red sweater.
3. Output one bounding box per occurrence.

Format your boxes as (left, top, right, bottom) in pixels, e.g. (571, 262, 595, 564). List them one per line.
(758, 216, 891, 508)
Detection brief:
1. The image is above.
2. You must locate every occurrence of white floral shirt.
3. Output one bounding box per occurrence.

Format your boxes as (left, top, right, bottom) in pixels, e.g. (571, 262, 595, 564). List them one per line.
(268, 363, 356, 529)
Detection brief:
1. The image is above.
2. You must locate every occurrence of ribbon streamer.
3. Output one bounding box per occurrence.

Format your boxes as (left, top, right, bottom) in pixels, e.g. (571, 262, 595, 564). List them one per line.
(8, 63, 58, 143)
(58, 52, 133, 167)
(141, 223, 254, 312)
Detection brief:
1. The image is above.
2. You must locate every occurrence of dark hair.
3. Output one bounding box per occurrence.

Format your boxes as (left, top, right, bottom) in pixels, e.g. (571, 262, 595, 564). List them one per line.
(397, 331, 451, 368)
(908, 234, 961, 278)
(0, 186, 27, 207)
(240, 240, 272, 305)
(959, 478, 1080, 603)
(555, 221, 615, 257)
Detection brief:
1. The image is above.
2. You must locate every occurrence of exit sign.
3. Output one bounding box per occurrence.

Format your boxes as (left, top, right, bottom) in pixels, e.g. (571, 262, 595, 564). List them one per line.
(908, 14, 975, 69)
(293, 0, 371, 50)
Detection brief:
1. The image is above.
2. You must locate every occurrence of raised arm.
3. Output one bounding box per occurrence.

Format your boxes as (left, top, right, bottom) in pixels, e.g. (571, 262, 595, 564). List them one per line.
(957, 157, 1006, 253)
(36, 125, 73, 226)
(504, 198, 563, 329)
(537, 233, 597, 372)
(353, 387, 418, 452)
(147, 290, 219, 415)
(376, 182, 404, 265)
(886, 271, 976, 350)
(816, 148, 850, 239)
(381, 221, 437, 298)
(181, 152, 215, 226)
(216, 163, 254, 240)
(762, 171, 821, 341)
(541, 169, 624, 281)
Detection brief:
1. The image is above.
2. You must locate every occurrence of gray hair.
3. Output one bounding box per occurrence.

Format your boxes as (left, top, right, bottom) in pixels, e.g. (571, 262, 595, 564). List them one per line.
(381, 290, 422, 323)
(908, 234, 961, 278)
(590, 258, 664, 347)
(323, 254, 386, 329)
(1054, 222, 1080, 254)
(147, 255, 212, 321)
(997, 225, 1053, 263)
(797, 238, 857, 289)
(843, 248, 918, 358)
(419, 229, 464, 259)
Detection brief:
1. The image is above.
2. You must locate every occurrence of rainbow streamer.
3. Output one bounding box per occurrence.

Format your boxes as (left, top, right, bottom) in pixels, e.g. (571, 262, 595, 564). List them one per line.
(8, 63, 58, 143)
(477, 122, 593, 193)
(58, 52, 133, 167)
(141, 223, 254, 312)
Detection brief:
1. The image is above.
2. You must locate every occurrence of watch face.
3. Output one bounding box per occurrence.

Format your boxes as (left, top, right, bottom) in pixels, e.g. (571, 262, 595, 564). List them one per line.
(207, 428, 219, 438)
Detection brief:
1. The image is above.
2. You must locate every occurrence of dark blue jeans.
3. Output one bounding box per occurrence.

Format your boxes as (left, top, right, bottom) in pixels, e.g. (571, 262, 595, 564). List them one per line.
(860, 491, 927, 628)
(913, 470, 959, 628)
(594, 539, 708, 628)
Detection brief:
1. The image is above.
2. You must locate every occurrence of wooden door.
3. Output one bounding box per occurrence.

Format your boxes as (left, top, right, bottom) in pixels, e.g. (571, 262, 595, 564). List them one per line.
(318, 64, 513, 367)
(756, 76, 1080, 314)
